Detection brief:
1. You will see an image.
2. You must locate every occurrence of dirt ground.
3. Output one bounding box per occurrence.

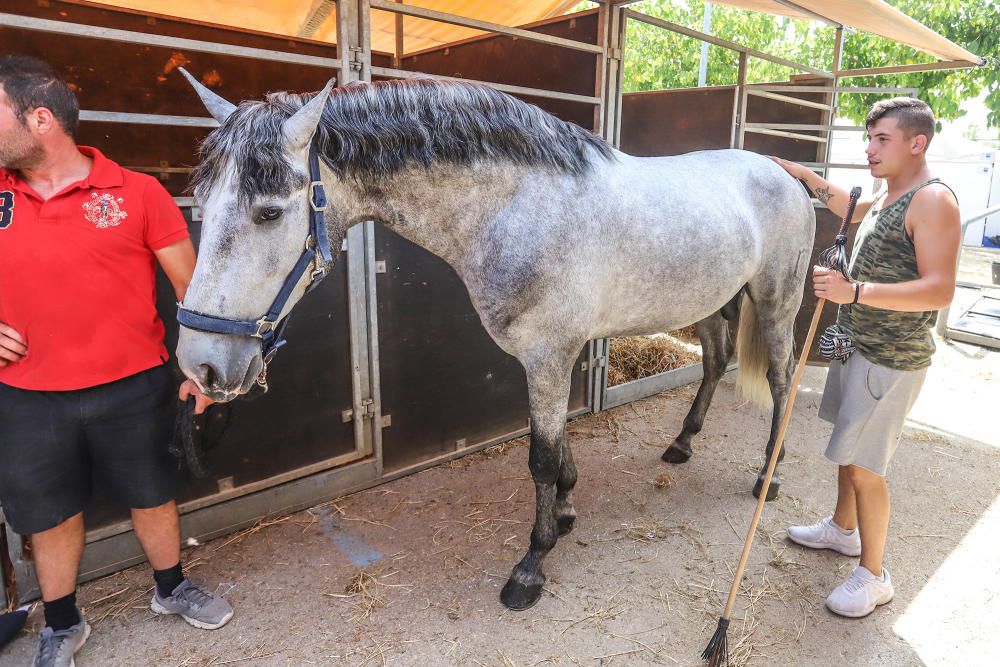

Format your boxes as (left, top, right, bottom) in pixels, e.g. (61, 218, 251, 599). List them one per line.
(3, 291, 998, 667)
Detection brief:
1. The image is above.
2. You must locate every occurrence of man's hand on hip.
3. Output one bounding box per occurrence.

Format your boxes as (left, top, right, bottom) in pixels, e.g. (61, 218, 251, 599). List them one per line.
(0, 321, 27, 367)
(179, 378, 215, 415)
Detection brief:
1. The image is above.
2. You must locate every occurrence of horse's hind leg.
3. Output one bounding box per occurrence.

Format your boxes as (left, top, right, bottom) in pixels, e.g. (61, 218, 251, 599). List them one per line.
(662, 308, 735, 463)
(501, 355, 574, 611)
(747, 287, 799, 501)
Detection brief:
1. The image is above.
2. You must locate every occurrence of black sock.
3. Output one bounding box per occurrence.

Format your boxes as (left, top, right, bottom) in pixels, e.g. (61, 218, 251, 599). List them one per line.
(153, 562, 185, 598)
(43, 592, 80, 631)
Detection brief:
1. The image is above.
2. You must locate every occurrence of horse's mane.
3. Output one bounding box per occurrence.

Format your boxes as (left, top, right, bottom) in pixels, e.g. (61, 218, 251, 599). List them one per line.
(191, 78, 614, 203)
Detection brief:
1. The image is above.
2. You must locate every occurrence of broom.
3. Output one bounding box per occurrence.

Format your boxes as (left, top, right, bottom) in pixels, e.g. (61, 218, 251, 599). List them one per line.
(702, 185, 862, 666)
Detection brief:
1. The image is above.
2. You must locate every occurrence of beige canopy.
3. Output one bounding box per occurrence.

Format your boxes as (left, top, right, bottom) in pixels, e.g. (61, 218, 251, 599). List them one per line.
(700, 0, 979, 63)
(91, 0, 980, 65)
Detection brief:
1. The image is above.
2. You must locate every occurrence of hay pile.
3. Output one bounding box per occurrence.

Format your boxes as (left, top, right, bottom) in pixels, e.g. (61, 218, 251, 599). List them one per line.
(667, 324, 700, 345)
(607, 327, 702, 386)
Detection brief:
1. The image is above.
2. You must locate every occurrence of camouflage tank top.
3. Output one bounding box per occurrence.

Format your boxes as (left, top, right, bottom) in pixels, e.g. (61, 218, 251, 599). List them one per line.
(837, 178, 956, 371)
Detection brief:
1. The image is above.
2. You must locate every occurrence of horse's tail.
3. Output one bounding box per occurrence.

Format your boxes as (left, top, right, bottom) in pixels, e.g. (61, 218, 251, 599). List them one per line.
(735, 295, 773, 408)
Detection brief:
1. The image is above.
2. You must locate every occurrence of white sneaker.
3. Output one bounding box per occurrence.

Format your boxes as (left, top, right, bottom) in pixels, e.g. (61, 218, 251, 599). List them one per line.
(787, 516, 862, 556)
(826, 566, 894, 618)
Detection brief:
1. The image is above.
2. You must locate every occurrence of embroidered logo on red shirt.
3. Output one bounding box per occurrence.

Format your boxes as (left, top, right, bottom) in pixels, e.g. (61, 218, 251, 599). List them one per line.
(83, 192, 128, 228)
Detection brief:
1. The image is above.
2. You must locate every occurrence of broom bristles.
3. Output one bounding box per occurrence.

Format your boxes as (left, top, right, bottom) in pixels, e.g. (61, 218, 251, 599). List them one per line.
(701, 617, 730, 667)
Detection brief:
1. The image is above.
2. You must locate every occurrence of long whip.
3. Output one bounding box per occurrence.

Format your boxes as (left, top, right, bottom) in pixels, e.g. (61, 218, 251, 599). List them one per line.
(702, 186, 862, 666)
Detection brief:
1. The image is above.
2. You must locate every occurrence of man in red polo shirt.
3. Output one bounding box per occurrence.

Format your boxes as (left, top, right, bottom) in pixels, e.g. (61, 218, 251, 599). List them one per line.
(0, 56, 234, 666)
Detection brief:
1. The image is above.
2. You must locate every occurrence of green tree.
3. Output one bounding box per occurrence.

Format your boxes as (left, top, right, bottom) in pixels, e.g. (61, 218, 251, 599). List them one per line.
(617, 1, 833, 90)
(837, 0, 999, 128)
(579, 0, 999, 128)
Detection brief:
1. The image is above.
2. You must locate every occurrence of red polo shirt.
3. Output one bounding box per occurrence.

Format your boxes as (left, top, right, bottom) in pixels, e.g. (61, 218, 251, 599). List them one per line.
(0, 146, 190, 390)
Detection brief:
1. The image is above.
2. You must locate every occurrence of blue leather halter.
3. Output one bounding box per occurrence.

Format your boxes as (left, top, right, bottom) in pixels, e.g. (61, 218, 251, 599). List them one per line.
(176, 147, 333, 391)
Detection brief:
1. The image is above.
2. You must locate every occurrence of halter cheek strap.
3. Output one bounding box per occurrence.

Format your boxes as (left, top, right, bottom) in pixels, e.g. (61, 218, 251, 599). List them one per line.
(176, 146, 333, 391)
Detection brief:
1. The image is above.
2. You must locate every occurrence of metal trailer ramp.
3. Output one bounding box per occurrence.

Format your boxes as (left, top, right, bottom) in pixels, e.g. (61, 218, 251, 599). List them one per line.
(950, 290, 1000, 347)
(939, 206, 1000, 351)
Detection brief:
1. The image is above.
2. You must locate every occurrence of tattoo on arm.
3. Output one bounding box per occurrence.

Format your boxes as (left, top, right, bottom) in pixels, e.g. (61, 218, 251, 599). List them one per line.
(815, 186, 834, 204)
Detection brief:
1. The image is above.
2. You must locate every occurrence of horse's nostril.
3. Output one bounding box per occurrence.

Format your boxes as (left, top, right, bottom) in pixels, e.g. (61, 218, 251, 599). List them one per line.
(195, 363, 219, 388)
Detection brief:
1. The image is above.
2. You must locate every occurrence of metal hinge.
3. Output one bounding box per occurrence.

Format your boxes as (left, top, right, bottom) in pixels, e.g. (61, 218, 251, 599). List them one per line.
(581, 355, 607, 372)
(349, 46, 364, 71)
(341, 398, 382, 423)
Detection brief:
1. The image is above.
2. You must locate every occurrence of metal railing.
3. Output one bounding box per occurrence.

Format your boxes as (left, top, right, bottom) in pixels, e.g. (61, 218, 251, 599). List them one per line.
(369, 0, 603, 54)
(739, 84, 919, 166)
(2, 3, 608, 126)
(623, 9, 832, 78)
(0, 12, 344, 69)
(938, 204, 1000, 345)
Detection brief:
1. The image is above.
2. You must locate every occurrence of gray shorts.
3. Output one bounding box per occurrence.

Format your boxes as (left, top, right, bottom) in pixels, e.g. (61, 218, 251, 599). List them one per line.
(819, 352, 927, 476)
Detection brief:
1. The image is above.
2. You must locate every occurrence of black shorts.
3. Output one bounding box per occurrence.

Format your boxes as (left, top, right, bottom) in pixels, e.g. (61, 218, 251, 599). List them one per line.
(0, 365, 178, 535)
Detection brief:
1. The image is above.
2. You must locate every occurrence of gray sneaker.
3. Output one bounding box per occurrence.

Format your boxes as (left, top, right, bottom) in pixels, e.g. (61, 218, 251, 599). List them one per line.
(150, 579, 234, 629)
(31, 618, 91, 667)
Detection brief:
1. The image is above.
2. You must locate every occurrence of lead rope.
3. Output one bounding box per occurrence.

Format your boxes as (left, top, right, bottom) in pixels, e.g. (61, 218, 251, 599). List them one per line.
(169, 395, 233, 479)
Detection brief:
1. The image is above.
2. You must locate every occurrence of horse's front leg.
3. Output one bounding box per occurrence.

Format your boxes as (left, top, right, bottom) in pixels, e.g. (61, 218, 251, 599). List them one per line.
(500, 360, 573, 610)
(555, 441, 578, 535)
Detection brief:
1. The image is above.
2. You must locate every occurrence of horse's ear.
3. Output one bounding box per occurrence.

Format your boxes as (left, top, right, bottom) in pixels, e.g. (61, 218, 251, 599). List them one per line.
(282, 78, 337, 152)
(178, 67, 236, 124)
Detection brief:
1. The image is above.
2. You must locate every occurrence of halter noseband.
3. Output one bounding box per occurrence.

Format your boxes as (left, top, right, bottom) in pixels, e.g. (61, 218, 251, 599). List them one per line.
(176, 147, 333, 391)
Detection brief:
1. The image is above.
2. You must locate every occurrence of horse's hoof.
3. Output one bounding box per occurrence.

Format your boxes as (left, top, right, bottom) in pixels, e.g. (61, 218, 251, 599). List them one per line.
(500, 578, 544, 611)
(752, 475, 780, 501)
(662, 442, 692, 464)
(557, 514, 576, 536)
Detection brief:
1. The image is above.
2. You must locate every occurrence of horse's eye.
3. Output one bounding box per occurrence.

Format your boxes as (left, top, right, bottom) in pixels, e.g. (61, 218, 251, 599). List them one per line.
(258, 206, 283, 223)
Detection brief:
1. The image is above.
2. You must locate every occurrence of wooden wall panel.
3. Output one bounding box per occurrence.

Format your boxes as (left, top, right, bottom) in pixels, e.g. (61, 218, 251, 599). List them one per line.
(399, 11, 600, 130)
(621, 87, 735, 155)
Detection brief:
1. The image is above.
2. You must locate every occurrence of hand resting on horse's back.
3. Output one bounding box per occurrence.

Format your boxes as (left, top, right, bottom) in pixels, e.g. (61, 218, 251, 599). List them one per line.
(766, 155, 811, 180)
(0, 321, 27, 367)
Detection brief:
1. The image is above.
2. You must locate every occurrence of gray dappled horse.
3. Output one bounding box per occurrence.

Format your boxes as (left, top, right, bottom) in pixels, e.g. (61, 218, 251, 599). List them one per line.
(176, 74, 815, 610)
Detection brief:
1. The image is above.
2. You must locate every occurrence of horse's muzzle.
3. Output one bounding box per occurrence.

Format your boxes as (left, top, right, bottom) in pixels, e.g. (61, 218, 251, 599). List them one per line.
(177, 328, 263, 401)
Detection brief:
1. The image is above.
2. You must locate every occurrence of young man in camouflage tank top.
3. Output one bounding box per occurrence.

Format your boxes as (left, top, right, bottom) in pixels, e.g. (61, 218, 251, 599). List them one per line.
(769, 98, 960, 618)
